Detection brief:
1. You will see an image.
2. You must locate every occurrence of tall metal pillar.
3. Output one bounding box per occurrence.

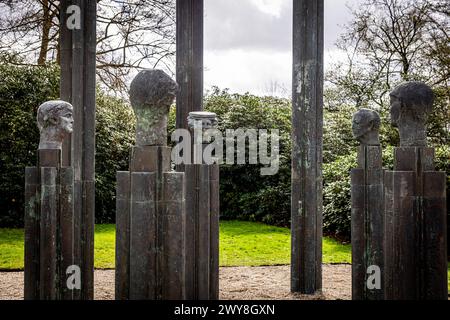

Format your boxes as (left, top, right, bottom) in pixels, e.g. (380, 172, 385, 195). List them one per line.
(176, 1, 221, 300)
(59, 0, 96, 300)
(176, 0, 204, 130)
(291, 0, 324, 294)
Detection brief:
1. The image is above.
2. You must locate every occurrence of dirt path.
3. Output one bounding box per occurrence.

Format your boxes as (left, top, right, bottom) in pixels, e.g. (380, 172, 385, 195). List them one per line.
(0, 264, 351, 300)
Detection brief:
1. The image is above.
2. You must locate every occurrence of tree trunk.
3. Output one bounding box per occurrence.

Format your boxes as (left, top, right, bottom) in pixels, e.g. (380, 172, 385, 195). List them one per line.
(38, 0, 51, 65)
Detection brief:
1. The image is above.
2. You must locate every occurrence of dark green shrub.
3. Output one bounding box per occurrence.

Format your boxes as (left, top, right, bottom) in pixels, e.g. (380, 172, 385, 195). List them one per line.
(1, 63, 447, 240)
(200, 88, 293, 227)
(95, 93, 135, 223)
(0, 63, 60, 227)
(322, 146, 397, 240)
(434, 145, 450, 257)
(0, 63, 135, 227)
(322, 152, 356, 239)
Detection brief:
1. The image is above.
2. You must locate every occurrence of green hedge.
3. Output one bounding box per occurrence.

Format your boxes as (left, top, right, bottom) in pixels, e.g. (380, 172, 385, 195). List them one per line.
(1, 67, 448, 243)
(322, 145, 449, 240)
(0, 64, 60, 227)
(94, 93, 135, 223)
(200, 88, 449, 241)
(201, 88, 292, 226)
(0, 63, 135, 226)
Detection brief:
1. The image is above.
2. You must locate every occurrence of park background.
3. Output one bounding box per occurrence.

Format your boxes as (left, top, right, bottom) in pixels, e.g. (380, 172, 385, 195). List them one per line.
(0, 0, 448, 287)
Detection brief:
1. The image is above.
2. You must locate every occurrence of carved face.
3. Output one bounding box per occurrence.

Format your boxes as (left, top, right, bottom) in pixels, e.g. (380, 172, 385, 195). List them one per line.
(38, 102, 74, 136)
(58, 107, 74, 134)
(389, 95, 401, 127)
(352, 113, 371, 139)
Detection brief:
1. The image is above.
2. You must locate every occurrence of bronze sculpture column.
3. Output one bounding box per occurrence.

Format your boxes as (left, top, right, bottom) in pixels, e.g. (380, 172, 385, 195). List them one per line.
(59, 0, 97, 300)
(291, 0, 324, 294)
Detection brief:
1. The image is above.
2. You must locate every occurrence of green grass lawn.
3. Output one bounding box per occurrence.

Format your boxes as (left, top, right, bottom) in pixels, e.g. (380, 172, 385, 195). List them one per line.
(1, 221, 449, 290)
(219, 220, 350, 266)
(1, 220, 350, 270)
(0, 228, 23, 270)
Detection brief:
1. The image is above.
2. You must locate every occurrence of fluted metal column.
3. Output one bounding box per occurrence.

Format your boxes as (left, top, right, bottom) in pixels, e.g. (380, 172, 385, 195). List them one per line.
(291, 0, 324, 294)
(59, 0, 96, 300)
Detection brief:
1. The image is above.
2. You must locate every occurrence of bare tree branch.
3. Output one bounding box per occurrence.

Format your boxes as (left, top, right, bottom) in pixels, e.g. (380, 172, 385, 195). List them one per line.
(0, 0, 175, 95)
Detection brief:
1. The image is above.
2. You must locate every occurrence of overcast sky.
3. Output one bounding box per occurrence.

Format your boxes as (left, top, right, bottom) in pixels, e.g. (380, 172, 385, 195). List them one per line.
(204, 0, 361, 97)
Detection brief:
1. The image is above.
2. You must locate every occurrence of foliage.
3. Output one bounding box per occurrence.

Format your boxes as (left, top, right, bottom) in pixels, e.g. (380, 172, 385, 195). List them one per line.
(322, 146, 392, 240)
(327, 0, 449, 147)
(0, 63, 60, 227)
(95, 93, 135, 223)
(1, 0, 449, 238)
(322, 152, 356, 239)
(188, 87, 448, 240)
(1, 62, 447, 241)
(435, 145, 450, 240)
(321, 0, 449, 239)
(322, 144, 449, 241)
(0, 221, 352, 270)
(200, 87, 292, 227)
(0, 62, 135, 227)
(0, 0, 176, 94)
(322, 98, 358, 163)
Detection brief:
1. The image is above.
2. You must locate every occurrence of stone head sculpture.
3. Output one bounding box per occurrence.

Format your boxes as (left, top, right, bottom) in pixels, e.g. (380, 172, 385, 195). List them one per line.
(37, 100, 74, 150)
(352, 108, 381, 146)
(129, 69, 178, 146)
(187, 111, 219, 146)
(389, 81, 434, 147)
(187, 111, 218, 131)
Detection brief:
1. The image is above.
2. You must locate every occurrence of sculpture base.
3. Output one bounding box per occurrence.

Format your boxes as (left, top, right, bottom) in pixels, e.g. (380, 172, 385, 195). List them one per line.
(24, 165, 75, 300)
(384, 147, 447, 300)
(115, 145, 186, 300)
(184, 163, 220, 300)
(351, 146, 384, 300)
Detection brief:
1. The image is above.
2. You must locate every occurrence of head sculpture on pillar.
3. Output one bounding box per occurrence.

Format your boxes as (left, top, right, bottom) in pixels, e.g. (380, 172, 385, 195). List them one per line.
(187, 111, 218, 130)
(188, 111, 219, 144)
(129, 69, 178, 146)
(187, 111, 219, 165)
(389, 81, 434, 147)
(37, 100, 74, 150)
(352, 108, 381, 146)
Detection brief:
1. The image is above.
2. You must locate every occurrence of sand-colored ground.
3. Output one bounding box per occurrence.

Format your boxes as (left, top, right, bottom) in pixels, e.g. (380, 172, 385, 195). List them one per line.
(0, 264, 351, 300)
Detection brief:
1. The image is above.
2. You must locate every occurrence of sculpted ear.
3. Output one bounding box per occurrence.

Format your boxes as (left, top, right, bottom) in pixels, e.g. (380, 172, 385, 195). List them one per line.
(48, 115, 59, 125)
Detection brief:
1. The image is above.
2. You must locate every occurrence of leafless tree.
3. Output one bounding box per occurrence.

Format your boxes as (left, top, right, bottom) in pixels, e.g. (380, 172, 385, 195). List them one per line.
(262, 80, 289, 98)
(328, 0, 449, 104)
(0, 0, 175, 94)
(326, 0, 449, 145)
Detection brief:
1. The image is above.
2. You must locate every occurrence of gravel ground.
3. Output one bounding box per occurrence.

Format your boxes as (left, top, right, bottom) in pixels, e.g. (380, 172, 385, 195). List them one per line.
(0, 264, 351, 300)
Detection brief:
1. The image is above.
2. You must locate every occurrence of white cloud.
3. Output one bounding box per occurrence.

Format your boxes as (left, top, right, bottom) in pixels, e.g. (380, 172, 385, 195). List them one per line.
(204, 0, 291, 52)
(204, 48, 350, 98)
(205, 49, 291, 97)
(203, 0, 363, 96)
(248, 0, 285, 18)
